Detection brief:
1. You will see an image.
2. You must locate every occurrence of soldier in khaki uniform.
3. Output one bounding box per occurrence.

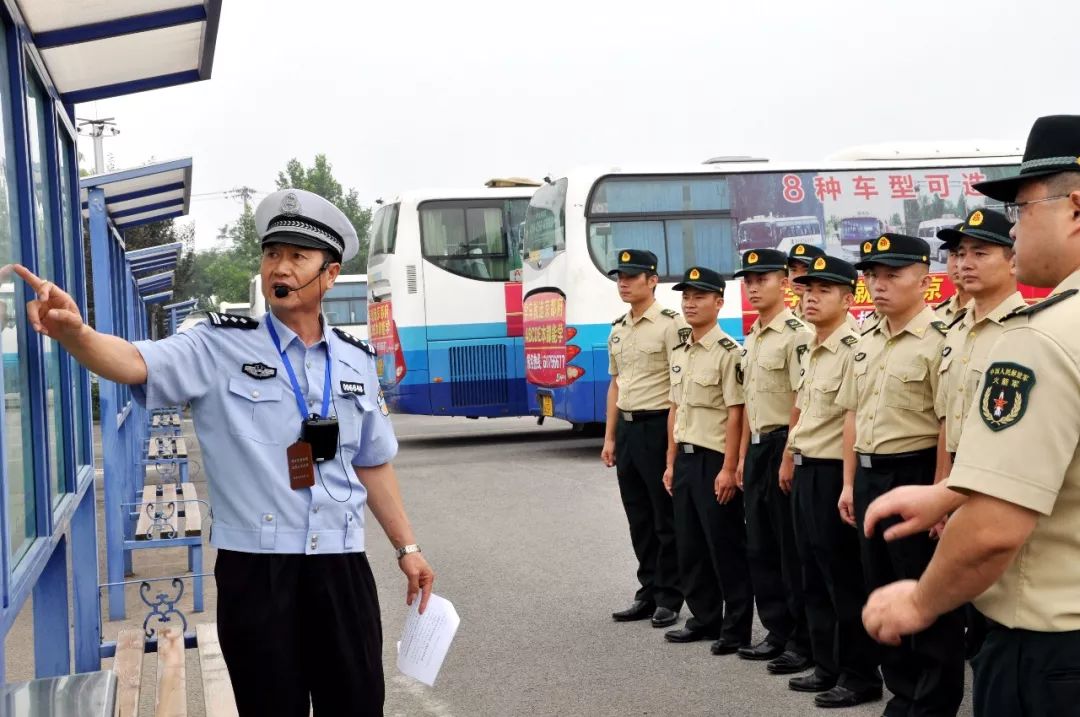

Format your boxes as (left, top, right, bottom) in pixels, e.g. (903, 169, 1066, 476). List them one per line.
(862, 114, 1080, 716)
(932, 243, 971, 323)
(661, 266, 754, 654)
(786, 256, 883, 708)
(835, 233, 964, 716)
(787, 243, 827, 321)
(733, 248, 814, 674)
(602, 249, 687, 627)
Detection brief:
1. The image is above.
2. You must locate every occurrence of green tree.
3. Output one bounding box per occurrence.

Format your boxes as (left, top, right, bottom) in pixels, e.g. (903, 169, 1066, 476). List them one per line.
(275, 154, 372, 273)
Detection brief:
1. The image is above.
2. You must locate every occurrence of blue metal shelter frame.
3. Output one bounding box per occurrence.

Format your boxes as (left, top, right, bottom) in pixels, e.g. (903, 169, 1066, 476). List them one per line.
(0, 0, 219, 687)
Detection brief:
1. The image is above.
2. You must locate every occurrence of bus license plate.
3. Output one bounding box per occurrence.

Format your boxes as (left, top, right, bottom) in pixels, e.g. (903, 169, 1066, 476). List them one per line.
(540, 394, 554, 417)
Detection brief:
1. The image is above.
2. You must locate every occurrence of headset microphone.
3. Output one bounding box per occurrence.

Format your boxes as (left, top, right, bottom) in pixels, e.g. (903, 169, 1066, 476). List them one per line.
(272, 261, 331, 298)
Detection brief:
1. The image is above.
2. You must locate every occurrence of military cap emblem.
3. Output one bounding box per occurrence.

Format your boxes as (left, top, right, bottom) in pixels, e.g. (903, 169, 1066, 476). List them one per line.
(794, 244, 806, 256)
(689, 268, 701, 280)
(862, 241, 872, 254)
(813, 257, 826, 270)
(620, 251, 631, 262)
(969, 210, 984, 227)
(747, 252, 759, 264)
(242, 362, 277, 380)
(877, 236, 891, 251)
(979, 362, 1035, 431)
(279, 191, 302, 217)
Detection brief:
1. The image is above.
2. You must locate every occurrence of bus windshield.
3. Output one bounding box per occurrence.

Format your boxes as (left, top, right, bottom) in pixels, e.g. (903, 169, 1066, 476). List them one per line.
(776, 219, 820, 238)
(419, 198, 529, 281)
(524, 179, 567, 266)
(739, 222, 773, 245)
(322, 281, 368, 326)
(369, 203, 399, 258)
(840, 217, 881, 240)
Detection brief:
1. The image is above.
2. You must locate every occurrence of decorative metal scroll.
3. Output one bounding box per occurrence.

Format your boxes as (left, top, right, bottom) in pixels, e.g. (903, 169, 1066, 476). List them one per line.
(140, 577, 187, 638)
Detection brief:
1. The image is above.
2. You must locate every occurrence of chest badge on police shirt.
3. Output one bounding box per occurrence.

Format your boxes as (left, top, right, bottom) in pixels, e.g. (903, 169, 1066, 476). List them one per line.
(980, 362, 1036, 432)
(377, 389, 389, 416)
(242, 362, 277, 380)
(340, 381, 365, 396)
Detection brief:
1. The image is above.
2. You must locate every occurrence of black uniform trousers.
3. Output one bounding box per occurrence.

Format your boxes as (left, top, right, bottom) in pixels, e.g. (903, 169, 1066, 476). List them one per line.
(215, 549, 384, 717)
(743, 429, 809, 654)
(615, 413, 682, 611)
(791, 459, 882, 692)
(673, 446, 754, 642)
(853, 449, 964, 717)
(972, 618, 1080, 716)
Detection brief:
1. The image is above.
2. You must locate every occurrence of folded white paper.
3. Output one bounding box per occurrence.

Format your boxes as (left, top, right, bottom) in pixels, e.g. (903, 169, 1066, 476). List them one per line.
(396, 594, 459, 686)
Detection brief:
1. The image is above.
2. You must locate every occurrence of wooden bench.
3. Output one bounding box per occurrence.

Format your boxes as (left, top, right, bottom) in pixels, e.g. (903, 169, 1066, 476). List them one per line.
(114, 625, 238, 717)
(134, 483, 201, 541)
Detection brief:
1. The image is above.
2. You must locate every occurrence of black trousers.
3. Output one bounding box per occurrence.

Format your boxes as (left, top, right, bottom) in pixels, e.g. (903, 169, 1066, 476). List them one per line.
(215, 549, 384, 717)
(673, 447, 753, 642)
(743, 432, 809, 654)
(791, 460, 881, 692)
(615, 414, 682, 611)
(972, 619, 1080, 716)
(853, 451, 964, 717)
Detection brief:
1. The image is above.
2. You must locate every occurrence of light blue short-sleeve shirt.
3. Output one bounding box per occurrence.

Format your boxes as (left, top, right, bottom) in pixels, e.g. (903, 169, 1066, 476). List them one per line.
(132, 311, 398, 554)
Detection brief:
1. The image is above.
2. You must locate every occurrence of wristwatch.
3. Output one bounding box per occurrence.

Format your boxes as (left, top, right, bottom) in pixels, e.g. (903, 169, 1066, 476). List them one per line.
(396, 544, 421, 560)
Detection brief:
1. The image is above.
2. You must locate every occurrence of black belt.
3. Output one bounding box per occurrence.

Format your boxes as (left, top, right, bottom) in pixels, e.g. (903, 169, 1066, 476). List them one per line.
(619, 409, 667, 423)
(792, 454, 841, 467)
(678, 442, 719, 455)
(750, 427, 788, 444)
(857, 447, 936, 469)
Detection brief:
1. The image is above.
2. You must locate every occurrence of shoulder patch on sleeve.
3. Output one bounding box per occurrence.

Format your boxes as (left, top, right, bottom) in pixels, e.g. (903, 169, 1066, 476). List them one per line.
(207, 312, 259, 329)
(332, 327, 376, 357)
(719, 337, 739, 352)
(947, 308, 968, 329)
(660, 308, 678, 319)
(785, 318, 804, 331)
(1010, 289, 1079, 320)
(841, 334, 857, 347)
(612, 314, 626, 326)
(931, 320, 948, 335)
(979, 362, 1036, 431)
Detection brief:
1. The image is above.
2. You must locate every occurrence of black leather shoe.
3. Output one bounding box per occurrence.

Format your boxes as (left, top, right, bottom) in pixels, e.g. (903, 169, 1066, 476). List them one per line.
(650, 607, 679, 628)
(611, 600, 655, 622)
(766, 650, 813, 674)
(814, 685, 883, 708)
(737, 640, 784, 661)
(664, 627, 714, 643)
(788, 673, 836, 693)
(710, 638, 747, 655)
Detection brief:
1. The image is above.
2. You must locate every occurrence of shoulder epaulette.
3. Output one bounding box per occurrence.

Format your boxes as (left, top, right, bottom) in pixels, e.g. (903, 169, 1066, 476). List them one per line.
(660, 308, 678, 319)
(1005, 289, 1079, 321)
(785, 317, 805, 331)
(947, 308, 968, 329)
(332, 327, 376, 357)
(612, 314, 626, 326)
(207, 312, 258, 329)
(840, 334, 858, 347)
(931, 320, 948, 335)
(719, 337, 739, 352)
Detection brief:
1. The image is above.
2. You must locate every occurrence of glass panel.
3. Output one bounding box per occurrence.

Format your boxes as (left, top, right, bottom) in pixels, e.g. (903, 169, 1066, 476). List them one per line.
(663, 218, 738, 277)
(368, 203, 399, 257)
(589, 177, 730, 214)
(59, 130, 85, 469)
(505, 198, 528, 278)
(524, 179, 566, 260)
(420, 201, 510, 281)
(25, 73, 66, 504)
(0, 31, 36, 561)
(588, 221, 667, 276)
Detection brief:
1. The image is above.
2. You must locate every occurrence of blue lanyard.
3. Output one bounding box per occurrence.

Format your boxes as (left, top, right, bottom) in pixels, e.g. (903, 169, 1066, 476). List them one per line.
(265, 317, 332, 421)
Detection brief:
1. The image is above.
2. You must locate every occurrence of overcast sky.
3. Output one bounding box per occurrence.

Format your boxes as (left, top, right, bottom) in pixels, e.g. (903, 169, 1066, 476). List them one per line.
(76, 0, 1078, 252)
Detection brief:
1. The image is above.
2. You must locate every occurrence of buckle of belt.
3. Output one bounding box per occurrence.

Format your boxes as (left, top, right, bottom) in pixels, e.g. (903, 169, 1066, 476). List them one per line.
(858, 454, 872, 468)
(793, 453, 803, 466)
(620, 411, 634, 422)
(680, 443, 695, 454)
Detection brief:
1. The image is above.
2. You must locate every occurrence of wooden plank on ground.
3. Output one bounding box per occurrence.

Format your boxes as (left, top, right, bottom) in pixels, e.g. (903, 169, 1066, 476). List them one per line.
(197, 624, 238, 717)
(181, 483, 202, 536)
(135, 485, 157, 541)
(114, 629, 144, 717)
(161, 484, 179, 538)
(170, 413, 181, 427)
(155, 627, 187, 717)
(152, 415, 161, 427)
(174, 438, 188, 457)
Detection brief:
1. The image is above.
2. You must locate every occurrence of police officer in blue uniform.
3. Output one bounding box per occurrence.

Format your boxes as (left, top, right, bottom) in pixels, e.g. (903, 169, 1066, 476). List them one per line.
(13, 188, 434, 717)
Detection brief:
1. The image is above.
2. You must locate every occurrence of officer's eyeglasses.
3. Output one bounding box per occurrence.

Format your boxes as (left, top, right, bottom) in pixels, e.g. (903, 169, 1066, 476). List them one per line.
(1003, 195, 1071, 223)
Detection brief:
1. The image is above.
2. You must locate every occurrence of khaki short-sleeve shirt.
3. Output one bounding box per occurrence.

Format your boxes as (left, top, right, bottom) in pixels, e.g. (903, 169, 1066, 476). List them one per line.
(789, 324, 859, 460)
(670, 325, 744, 453)
(936, 292, 1027, 452)
(933, 294, 964, 323)
(608, 301, 688, 411)
(742, 308, 813, 433)
(836, 306, 946, 454)
(948, 274, 1080, 631)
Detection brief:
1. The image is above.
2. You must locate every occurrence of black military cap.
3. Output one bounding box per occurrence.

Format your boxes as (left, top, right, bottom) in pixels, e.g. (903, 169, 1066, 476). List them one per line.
(607, 248, 659, 276)
(853, 233, 931, 269)
(734, 248, 787, 277)
(793, 255, 858, 289)
(787, 243, 827, 267)
(672, 266, 725, 294)
(974, 115, 1080, 202)
(937, 208, 1014, 249)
